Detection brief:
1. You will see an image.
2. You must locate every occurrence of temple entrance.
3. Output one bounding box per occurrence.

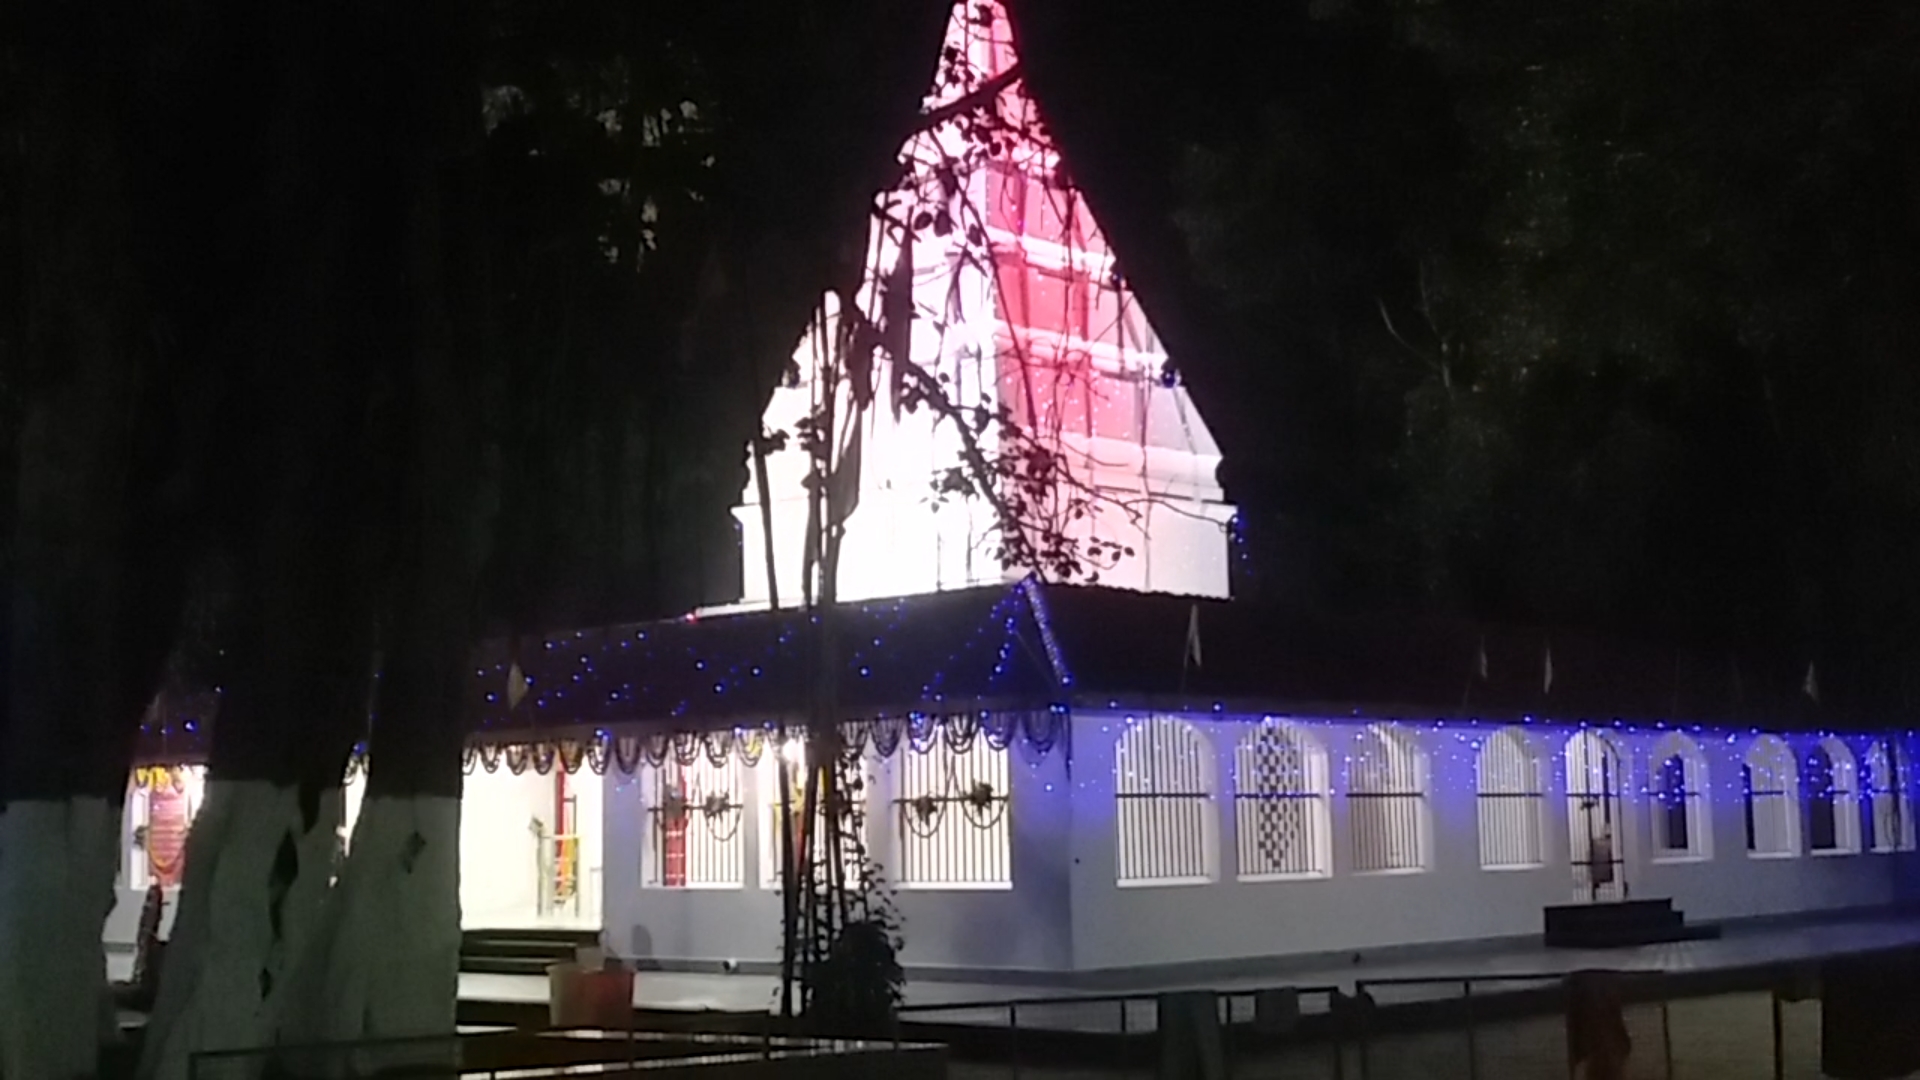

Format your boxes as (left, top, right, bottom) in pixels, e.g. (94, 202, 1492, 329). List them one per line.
(459, 761, 603, 930)
(1565, 731, 1627, 903)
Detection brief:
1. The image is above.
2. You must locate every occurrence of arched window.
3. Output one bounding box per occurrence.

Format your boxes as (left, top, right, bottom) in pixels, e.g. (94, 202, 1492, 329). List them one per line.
(1866, 739, 1916, 853)
(1650, 733, 1711, 861)
(1807, 737, 1861, 854)
(1476, 728, 1545, 869)
(1347, 724, 1430, 874)
(1565, 731, 1628, 902)
(1744, 735, 1800, 858)
(1115, 717, 1217, 885)
(1234, 721, 1332, 880)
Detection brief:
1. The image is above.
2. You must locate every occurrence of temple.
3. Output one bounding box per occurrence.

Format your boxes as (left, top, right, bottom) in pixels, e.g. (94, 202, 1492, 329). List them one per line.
(107, 1, 1920, 983)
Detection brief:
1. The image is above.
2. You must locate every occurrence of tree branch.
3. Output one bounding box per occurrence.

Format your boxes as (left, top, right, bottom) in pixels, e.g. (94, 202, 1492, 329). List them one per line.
(916, 63, 1023, 132)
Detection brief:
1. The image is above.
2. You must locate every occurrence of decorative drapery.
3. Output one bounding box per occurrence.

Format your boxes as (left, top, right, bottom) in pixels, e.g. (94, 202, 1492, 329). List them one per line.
(446, 707, 1067, 780)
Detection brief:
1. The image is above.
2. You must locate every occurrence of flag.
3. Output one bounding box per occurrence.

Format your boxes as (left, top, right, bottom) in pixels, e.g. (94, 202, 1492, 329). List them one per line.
(1185, 604, 1204, 670)
(1804, 663, 1820, 705)
(507, 662, 530, 710)
(1544, 642, 1555, 695)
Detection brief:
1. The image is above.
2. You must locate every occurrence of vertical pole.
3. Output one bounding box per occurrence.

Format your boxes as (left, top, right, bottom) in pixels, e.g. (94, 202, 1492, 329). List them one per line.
(1660, 996, 1674, 1080)
(1463, 980, 1478, 1080)
(1771, 991, 1785, 1080)
(1009, 1002, 1021, 1080)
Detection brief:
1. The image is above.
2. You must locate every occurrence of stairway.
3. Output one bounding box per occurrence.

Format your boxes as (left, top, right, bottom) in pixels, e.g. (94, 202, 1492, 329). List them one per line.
(1543, 898, 1721, 949)
(460, 927, 602, 976)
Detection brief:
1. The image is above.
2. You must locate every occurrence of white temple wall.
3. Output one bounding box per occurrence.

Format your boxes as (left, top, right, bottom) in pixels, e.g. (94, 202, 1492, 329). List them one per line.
(1065, 711, 1916, 973)
(601, 734, 1074, 975)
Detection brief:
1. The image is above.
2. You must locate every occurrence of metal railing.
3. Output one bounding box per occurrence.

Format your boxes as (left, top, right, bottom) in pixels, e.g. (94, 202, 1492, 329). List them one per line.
(188, 1027, 943, 1080)
(891, 966, 1844, 1080)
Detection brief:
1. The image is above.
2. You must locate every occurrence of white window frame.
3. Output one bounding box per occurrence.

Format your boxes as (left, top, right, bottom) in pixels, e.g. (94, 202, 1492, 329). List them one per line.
(1866, 738, 1917, 853)
(1476, 727, 1546, 870)
(894, 735, 1013, 890)
(1807, 736, 1862, 856)
(1649, 733, 1712, 863)
(1114, 716, 1218, 887)
(1744, 735, 1802, 859)
(1233, 720, 1332, 881)
(1346, 724, 1431, 875)
(643, 755, 747, 890)
(758, 740, 869, 890)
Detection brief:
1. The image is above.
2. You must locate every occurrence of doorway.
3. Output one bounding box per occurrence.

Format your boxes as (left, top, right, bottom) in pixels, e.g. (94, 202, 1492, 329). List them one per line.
(1564, 731, 1627, 903)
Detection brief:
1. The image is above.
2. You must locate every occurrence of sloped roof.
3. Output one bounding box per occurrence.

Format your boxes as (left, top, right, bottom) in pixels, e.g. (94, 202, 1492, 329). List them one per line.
(134, 580, 1904, 763)
(1036, 586, 1860, 729)
(465, 582, 1062, 737)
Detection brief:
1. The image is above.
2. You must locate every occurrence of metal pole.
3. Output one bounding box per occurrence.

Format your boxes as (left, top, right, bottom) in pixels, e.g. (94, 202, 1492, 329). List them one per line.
(1660, 997, 1674, 1080)
(1009, 1001, 1021, 1080)
(1463, 980, 1478, 1080)
(1120, 998, 1130, 1079)
(1771, 991, 1785, 1080)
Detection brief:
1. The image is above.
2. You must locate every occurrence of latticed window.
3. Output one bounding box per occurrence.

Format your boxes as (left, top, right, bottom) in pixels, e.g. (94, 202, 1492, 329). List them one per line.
(1866, 739, 1916, 853)
(894, 736, 1012, 889)
(1744, 735, 1800, 857)
(758, 744, 868, 889)
(1476, 728, 1544, 869)
(1233, 722, 1331, 880)
(645, 757, 745, 888)
(1114, 717, 1217, 885)
(1807, 737, 1861, 854)
(1650, 733, 1711, 861)
(1347, 725, 1430, 874)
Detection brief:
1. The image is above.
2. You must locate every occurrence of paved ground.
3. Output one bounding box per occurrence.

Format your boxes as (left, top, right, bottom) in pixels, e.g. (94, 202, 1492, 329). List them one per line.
(442, 908, 1920, 1026)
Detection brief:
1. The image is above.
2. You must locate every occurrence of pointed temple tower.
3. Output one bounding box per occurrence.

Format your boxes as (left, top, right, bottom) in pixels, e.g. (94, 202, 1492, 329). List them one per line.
(731, 6, 1235, 609)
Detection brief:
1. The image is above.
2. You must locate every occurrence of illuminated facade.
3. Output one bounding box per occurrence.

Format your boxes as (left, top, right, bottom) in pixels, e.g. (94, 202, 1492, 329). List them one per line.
(103, 3, 1920, 983)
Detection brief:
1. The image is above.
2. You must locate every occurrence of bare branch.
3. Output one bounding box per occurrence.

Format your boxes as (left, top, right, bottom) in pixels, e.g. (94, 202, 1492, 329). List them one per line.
(916, 63, 1023, 133)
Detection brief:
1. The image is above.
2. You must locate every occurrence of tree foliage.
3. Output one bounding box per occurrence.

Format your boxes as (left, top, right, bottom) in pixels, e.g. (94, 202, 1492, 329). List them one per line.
(1010, 0, 1920, 673)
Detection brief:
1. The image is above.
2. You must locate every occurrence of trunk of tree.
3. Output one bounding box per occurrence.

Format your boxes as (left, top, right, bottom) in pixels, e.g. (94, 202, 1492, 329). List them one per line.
(276, 0, 484, 1053)
(1, 10, 193, 1077)
(135, 0, 392, 1068)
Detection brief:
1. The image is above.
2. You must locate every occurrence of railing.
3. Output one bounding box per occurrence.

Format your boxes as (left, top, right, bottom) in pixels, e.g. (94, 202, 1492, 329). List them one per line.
(892, 967, 1839, 1080)
(188, 1027, 943, 1080)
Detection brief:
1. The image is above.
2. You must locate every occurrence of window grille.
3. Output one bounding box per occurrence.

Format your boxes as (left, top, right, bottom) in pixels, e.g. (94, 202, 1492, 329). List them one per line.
(1744, 735, 1800, 857)
(1866, 739, 1916, 853)
(759, 747, 868, 889)
(645, 757, 745, 888)
(1650, 733, 1711, 860)
(1347, 725, 1429, 874)
(1565, 731, 1626, 902)
(1115, 717, 1216, 885)
(1233, 722, 1331, 880)
(1807, 737, 1861, 854)
(894, 737, 1012, 889)
(1476, 728, 1544, 869)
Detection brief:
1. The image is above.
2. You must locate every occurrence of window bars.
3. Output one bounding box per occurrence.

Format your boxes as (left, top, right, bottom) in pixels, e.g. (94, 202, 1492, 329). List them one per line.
(1565, 731, 1626, 901)
(1476, 729, 1545, 870)
(1234, 723, 1332, 880)
(1115, 717, 1216, 885)
(646, 758, 745, 888)
(1650, 734, 1711, 860)
(1348, 725, 1429, 874)
(1807, 738, 1861, 854)
(1867, 739, 1917, 853)
(758, 751, 868, 890)
(894, 737, 1013, 888)
(1744, 736, 1801, 857)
